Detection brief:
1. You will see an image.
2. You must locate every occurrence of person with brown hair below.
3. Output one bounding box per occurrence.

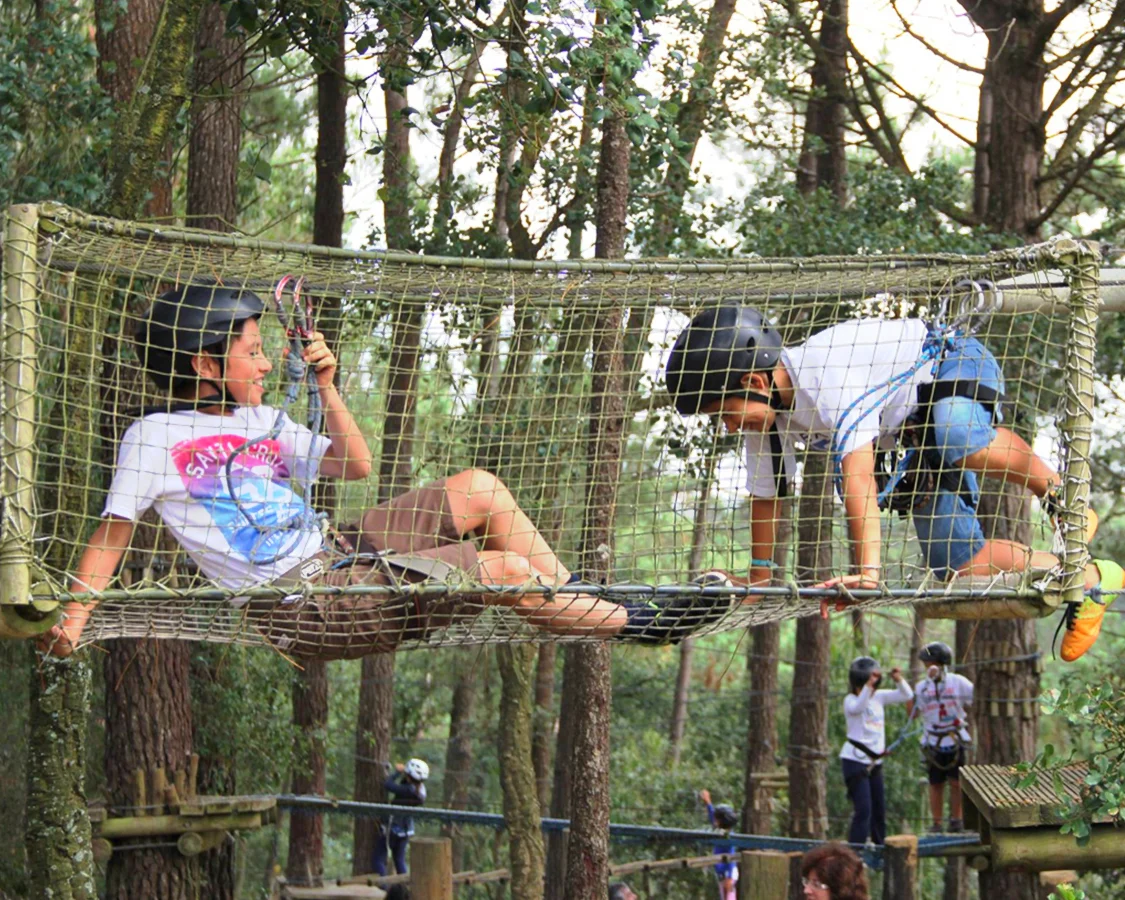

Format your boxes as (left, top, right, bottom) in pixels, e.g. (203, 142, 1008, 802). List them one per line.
(800, 843, 870, 900)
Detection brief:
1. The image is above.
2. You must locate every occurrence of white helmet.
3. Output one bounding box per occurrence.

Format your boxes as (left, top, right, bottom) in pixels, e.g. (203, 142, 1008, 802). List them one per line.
(404, 758, 430, 782)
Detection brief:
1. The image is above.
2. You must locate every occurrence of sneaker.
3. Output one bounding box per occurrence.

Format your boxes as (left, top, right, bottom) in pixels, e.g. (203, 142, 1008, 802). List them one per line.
(616, 593, 733, 645)
(1046, 490, 1099, 545)
(947, 818, 964, 833)
(928, 822, 944, 834)
(1060, 559, 1124, 662)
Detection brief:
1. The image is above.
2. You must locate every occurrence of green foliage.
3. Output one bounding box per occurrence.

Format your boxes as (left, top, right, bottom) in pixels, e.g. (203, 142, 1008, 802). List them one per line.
(1050, 884, 1087, 900)
(0, 2, 112, 211)
(1016, 675, 1125, 845)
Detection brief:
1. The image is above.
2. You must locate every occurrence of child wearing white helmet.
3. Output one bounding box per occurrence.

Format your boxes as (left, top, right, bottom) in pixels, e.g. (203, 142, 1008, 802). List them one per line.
(373, 757, 430, 876)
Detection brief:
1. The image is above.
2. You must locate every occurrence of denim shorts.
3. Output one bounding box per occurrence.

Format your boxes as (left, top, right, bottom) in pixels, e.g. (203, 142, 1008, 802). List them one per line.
(911, 336, 1004, 576)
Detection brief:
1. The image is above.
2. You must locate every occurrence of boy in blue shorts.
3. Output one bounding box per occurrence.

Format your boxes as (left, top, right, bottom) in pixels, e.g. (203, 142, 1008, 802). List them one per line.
(44, 286, 729, 656)
(664, 306, 1121, 661)
(699, 789, 739, 900)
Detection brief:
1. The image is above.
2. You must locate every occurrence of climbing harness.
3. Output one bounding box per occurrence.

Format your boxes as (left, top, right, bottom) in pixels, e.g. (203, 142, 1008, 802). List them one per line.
(221, 275, 329, 565)
(831, 279, 1005, 511)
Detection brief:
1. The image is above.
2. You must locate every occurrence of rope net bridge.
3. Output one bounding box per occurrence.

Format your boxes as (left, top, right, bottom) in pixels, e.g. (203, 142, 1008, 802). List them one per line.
(0, 202, 1108, 653)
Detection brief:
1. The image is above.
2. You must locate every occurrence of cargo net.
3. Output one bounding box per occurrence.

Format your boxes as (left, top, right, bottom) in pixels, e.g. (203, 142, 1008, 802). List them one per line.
(1, 204, 1097, 655)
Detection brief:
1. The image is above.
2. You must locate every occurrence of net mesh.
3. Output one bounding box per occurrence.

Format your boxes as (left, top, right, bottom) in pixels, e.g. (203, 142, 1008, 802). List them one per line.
(0, 203, 1099, 654)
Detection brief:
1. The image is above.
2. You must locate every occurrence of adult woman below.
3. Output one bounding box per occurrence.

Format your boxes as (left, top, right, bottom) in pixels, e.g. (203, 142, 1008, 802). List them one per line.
(800, 843, 869, 900)
(839, 656, 912, 846)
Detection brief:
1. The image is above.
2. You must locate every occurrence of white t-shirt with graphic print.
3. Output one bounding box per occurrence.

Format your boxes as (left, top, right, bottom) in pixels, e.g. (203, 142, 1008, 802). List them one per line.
(102, 406, 331, 591)
(913, 672, 973, 749)
(839, 679, 914, 765)
(743, 318, 934, 497)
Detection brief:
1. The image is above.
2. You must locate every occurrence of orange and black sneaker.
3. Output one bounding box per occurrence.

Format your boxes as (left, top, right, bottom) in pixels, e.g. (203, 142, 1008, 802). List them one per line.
(1059, 559, 1124, 662)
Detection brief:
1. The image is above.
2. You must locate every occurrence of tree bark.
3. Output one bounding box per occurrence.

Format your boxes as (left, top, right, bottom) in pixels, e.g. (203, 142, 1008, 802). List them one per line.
(743, 503, 790, 835)
(498, 645, 546, 900)
(787, 455, 832, 840)
(442, 650, 479, 878)
(668, 640, 695, 767)
(545, 647, 580, 900)
(353, 654, 396, 874)
(796, 0, 849, 203)
(95, 3, 203, 895)
(531, 643, 556, 810)
(104, 640, 196, 900)
(287, 661, 328, 887)
(290, 7, 347, 880)
(26, 651, 96, 900)
(185, 9, 245, 895)
(563, 69, 631, 898)
(186, 1, 243, 231)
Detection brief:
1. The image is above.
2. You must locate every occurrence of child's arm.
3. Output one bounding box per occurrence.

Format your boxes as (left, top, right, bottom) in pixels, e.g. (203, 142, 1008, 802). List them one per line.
(818, 443, 881, 593)
(45, 516, 135, 656)
(301, 331, 373, 481)
(748, 498, 779, 586)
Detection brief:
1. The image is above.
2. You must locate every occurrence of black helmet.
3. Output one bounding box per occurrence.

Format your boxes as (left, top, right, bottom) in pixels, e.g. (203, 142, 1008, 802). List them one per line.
(144, 285, 264, 353)
(919, 641, 953, 666)
(848, 656, 881, 691)
(665, 306, 784, 415)
(712, 804, 739, 830)
(139, 285, 264, 391)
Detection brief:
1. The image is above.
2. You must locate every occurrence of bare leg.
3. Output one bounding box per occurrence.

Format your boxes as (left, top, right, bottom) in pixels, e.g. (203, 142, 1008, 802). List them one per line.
(949, 779, 963, 820)
(476, 549, 626, 636)
(956, 427, 1059, 498)
(929, 783, 944, 827)
(957, 539, 1100, 588)
(444, 469, 571, 583)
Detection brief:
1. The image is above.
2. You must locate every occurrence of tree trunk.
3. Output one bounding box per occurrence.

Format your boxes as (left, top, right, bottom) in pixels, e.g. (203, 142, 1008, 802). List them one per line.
(796, 0, 849, 203)
(442, 650, 479, 878)
(186, 1, 243, 231)
(353, 654, 395, 874)
(545, 647, 580, 900)
(498, 645, 546, 900)
(531, 643, 556, 811)
(667, 640, 695, 767)
(95, 3, 203, 894)
(563, 70, 631, 898)
(104, 640, 196, 900)
(650, 0, 737, 252)
(26, 651, 96, 900)
(290, 7, 347, 880)
(185, 9, 245, 895)
(743, 505, 790, 835)
(287, 661, 328, 887)
(970, 480, 1041, 900)
(787, 455, 832, 840)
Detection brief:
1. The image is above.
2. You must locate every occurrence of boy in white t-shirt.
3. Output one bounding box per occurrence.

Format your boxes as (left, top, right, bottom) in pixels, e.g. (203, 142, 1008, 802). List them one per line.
(910, 641, 973, 832)
(45, 286, 728, 656)
(664, 305, 1121, 662)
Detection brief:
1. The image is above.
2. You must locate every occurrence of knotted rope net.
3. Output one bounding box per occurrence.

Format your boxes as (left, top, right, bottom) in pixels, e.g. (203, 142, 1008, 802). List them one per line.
(0, 203, 1101, 654)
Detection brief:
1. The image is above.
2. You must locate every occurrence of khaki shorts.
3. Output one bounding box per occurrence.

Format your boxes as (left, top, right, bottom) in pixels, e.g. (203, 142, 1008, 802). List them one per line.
(249, 479, 483, 658)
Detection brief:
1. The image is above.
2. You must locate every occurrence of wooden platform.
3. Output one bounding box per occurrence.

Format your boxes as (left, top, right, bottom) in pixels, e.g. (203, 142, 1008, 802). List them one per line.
(961, 764, 1089, 831)
(962, 764, 1125, 872)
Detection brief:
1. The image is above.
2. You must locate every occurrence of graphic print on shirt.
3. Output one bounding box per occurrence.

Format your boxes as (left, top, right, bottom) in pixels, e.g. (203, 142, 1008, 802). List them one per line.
(171, 434, 312, 563)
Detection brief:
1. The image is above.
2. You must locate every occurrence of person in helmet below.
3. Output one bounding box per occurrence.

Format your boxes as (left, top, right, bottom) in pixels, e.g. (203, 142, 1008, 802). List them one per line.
(44, 285, 730, 656)
(664, 305, 1119, 662)
(373, 758, 430, 876)
(909, 641, 973, 833)
(840, 656, 912, 846)
(698, 789, 739, 900)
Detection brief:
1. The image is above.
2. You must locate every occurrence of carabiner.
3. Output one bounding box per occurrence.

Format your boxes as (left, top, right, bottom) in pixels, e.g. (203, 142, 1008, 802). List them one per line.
(273, 274, 314, 343)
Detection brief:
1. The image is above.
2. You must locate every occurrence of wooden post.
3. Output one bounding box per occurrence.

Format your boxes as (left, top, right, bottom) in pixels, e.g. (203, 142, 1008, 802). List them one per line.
(882, 835, 918, 900)
(787, 851, 805, 900)
(0, 204, 39, 612)
(410, 836, 453, 900)
(739, 850, 791, 900)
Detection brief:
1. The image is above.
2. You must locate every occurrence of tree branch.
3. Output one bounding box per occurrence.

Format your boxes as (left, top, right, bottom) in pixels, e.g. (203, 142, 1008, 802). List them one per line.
(888, 0, 983, 75)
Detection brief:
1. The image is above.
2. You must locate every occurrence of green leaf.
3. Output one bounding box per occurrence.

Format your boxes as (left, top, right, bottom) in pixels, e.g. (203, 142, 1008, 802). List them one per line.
(252, 158, 272, 183)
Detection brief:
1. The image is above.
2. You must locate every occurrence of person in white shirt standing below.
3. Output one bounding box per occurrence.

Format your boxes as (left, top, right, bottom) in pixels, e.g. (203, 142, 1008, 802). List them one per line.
(839, 656, 913, 846)
(910, 641, 973, 833)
